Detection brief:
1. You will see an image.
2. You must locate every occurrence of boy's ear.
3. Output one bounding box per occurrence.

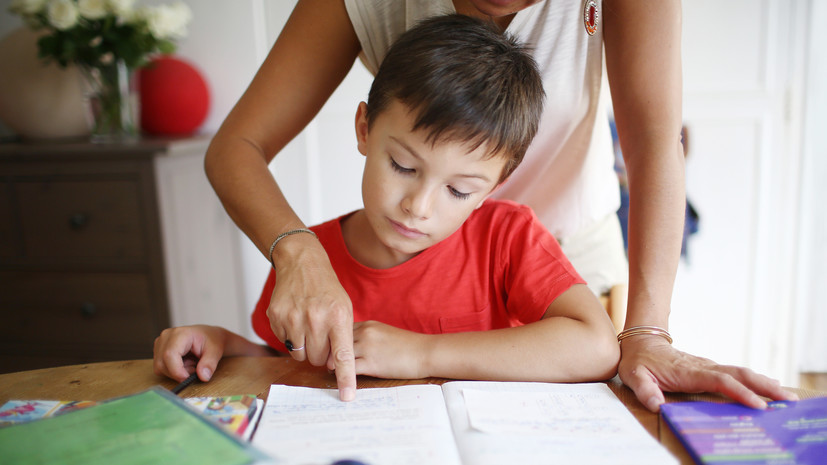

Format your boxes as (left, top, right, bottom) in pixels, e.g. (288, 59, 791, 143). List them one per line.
(355, 102, 369, 156)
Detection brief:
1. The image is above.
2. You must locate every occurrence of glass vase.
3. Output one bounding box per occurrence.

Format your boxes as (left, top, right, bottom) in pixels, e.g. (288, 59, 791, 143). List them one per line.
(79, 60, 140, 143)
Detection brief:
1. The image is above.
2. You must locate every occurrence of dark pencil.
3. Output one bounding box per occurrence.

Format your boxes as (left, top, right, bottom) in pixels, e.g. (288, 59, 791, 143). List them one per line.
(171, 372, 198, 395)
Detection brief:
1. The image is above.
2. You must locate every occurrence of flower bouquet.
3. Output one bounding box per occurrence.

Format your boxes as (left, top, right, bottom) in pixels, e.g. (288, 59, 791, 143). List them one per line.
(9, 0, 192, 142)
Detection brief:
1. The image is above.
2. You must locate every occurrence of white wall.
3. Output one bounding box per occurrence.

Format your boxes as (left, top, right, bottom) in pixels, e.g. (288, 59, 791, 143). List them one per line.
(672, 0, 811, 384)
(796, 0, 827, 374)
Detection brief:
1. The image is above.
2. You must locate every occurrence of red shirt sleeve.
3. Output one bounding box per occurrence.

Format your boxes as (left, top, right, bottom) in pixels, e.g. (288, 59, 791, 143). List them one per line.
(252, 268, 288, 352)
(497, 205, 586, 324)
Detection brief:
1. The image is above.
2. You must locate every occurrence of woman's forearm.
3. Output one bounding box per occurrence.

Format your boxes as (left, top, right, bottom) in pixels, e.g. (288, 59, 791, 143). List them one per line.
(204, 0, 361, 261)
(205, 136, 308, 258)
(604, 0, 685, 329)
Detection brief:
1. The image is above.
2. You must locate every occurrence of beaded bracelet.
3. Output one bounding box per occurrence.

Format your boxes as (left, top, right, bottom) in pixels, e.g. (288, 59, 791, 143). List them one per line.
(268, 228, 318, 269)
(617, 325, 673, 345)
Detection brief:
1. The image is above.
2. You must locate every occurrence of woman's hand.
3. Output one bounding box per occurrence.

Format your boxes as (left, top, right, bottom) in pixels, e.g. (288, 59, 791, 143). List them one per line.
(618, 335, 799, 412)
(267, 236, 357, 401)
(352, 321, 430, 380)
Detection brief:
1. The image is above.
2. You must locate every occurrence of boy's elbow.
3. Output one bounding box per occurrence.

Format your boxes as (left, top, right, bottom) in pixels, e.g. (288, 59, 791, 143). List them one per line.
(593, 334, 621, 381)
(587, 324, 621, 380)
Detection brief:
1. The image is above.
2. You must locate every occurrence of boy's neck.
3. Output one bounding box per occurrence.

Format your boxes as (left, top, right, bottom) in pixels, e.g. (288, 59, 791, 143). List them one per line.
(340, 210, 420, 269)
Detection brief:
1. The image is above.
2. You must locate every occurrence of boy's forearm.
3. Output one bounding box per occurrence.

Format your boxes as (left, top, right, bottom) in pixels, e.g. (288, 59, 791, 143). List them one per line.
(421, 317, 620, 382)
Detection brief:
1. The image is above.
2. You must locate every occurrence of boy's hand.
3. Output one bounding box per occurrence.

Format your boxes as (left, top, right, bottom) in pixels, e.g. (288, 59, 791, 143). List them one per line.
(267, 240, 357, 401)
(153, 325, 227, 383)
(618, 336, 799, 412)
(352, 321, 429, 379)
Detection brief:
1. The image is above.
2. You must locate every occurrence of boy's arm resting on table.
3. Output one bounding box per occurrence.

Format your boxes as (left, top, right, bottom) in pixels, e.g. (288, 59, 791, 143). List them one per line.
(153, 325, 278, 383)
(604, 0, 797, 411)
(352, 284, 620, 382)
(203, 0, 361, 400)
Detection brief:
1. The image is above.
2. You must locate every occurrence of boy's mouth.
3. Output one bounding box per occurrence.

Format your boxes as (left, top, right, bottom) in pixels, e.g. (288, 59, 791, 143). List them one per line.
(389, 219, 427, 239)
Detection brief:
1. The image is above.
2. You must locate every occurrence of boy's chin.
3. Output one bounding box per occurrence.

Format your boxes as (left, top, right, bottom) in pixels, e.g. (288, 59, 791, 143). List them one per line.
(379, 238, 430, 260)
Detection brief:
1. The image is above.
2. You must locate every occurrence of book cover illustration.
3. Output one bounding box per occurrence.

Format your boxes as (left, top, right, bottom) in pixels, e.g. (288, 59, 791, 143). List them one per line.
(661, 397, 827, 465)
(0, 400, 63, 426)
(0, 388, 273, 465)
(0, 394, 261, 439)
(185, 395, 260, 438)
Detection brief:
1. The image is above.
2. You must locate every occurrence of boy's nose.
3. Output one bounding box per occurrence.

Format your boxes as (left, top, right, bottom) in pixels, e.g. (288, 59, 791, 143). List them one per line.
(402, 186, 434, 220)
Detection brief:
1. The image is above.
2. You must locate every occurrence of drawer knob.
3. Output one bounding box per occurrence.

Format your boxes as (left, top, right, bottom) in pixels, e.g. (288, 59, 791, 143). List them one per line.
(69, 213, 89, 230)
(80, 302, 97, 318)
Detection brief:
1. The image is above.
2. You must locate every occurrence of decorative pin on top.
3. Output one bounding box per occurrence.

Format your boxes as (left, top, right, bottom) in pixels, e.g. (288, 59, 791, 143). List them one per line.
(584, 0, 599, 36)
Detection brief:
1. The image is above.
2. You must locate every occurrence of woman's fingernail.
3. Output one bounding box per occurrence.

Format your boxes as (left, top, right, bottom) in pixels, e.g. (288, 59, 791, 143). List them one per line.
(341, 388, 355, 402)
(647, 396, 662, 412)
(201, 368, 212, 381)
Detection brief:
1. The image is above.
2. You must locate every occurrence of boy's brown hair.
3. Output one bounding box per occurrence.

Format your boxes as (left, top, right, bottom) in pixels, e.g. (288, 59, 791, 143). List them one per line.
(365, 14, 545, 183)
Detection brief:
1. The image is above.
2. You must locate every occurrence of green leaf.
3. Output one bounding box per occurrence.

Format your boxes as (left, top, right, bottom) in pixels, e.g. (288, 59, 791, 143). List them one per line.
(157, 40, 176, 55)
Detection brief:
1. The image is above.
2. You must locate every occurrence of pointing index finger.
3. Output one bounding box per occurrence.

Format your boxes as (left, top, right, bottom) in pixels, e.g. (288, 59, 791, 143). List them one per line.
(329, 324, 356, 401)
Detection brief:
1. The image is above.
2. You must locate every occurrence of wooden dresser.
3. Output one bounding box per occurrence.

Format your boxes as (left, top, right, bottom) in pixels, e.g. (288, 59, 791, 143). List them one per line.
(0, 137, 247, 373)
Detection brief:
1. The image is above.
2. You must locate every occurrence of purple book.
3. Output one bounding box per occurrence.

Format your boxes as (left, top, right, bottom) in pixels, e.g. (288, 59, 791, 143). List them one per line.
(661, 397, 827, 464)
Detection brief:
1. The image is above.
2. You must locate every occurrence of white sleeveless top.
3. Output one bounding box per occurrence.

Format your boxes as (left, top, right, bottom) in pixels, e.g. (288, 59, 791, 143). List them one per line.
(344, 0, 619, 239)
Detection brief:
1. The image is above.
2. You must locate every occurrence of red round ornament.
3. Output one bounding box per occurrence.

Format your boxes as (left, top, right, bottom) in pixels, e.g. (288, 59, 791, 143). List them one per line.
(139, 56, 210, 135)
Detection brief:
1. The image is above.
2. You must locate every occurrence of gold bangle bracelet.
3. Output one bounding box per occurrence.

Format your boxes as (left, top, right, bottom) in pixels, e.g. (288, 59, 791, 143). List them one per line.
(617, 325, 673, 344)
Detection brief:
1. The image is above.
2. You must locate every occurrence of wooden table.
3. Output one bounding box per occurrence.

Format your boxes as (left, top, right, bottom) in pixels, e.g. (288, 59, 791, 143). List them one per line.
(1, 357, 824, 464)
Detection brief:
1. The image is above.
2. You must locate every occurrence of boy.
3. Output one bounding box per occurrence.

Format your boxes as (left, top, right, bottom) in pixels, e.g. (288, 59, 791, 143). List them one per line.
(154, 14, 619, 396)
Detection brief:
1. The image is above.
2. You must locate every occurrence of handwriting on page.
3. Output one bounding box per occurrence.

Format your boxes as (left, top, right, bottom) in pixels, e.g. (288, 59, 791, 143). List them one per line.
(462, 388, 625, 435)
(262, 387, 418, 425)
(252, 385, 463, 465)
(441, 382, 678, 465)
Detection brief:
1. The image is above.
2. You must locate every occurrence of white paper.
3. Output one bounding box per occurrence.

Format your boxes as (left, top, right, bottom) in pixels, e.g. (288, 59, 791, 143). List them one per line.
(251, 382, 677, 465)
(251, 384, 462, 465)
(442, 381, 678, 465)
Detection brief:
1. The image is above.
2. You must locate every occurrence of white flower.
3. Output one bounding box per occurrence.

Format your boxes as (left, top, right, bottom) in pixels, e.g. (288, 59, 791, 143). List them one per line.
(106, 0, 134, 17)
(9, 0, 48, 16)
(78, 0, 108, 19)
(47, 0, 80, 30)
(144, 1, 191, 39)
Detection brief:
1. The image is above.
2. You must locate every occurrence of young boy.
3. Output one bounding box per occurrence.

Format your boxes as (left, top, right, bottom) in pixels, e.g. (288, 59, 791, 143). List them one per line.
(153, 14, 619, 394)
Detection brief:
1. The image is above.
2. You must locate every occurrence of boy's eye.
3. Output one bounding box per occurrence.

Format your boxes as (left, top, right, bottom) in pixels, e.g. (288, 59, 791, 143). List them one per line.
(390, 158, 414, 174)
(448, 186, 471, 200)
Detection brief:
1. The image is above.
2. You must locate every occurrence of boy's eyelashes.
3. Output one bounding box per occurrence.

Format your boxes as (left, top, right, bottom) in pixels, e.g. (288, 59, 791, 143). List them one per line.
(388, 157, 472, 200)
(448, 187, 471, 200)
(389, 157, 414, 174)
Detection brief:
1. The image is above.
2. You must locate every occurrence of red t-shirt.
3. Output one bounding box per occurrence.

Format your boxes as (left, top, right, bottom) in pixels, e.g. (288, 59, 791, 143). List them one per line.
(253, 200, 584, 353)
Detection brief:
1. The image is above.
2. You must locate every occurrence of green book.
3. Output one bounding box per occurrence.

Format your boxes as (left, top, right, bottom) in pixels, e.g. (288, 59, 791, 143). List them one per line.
(0, 387, 275, 465)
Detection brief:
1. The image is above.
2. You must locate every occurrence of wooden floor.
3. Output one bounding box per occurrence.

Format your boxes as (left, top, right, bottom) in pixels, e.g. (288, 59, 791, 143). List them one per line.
(800, 372, 827, 391)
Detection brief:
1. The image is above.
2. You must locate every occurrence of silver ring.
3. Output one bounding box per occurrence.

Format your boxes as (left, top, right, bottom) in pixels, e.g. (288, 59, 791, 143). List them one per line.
(285, 339, 305, 352)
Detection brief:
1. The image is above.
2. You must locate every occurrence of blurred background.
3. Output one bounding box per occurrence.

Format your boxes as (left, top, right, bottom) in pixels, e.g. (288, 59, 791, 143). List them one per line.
(0, 0, 824, 388)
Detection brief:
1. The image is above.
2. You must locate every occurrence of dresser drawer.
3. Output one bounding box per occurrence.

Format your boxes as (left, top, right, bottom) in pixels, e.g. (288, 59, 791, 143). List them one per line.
(0, 182, 15, 258)
(0, 272, 163, 348)
(13, 178, 147, 264)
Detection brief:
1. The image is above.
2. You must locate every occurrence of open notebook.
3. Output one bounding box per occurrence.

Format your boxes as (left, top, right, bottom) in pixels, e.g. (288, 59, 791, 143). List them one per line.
(252, 381, 678, 465)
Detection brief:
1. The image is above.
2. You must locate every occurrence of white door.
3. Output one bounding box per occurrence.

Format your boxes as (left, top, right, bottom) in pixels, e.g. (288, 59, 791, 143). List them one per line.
(672, 0, 812, 385)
